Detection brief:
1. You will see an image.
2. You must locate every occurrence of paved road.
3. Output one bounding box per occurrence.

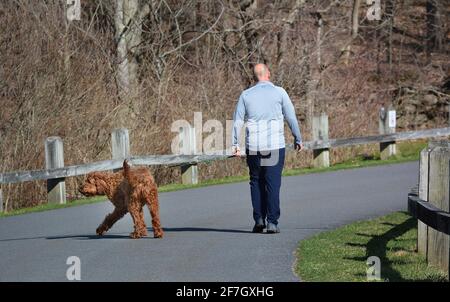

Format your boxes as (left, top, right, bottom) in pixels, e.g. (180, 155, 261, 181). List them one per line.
(0, 162, 418, 281)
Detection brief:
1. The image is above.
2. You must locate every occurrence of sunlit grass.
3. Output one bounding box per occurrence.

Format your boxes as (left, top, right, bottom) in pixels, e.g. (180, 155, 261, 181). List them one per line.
(296, 212, 448, 282)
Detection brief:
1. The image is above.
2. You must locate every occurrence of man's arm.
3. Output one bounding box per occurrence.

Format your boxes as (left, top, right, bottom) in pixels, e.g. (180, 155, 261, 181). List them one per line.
(280, 88, 302, 146)
(232, 93, 246, 154)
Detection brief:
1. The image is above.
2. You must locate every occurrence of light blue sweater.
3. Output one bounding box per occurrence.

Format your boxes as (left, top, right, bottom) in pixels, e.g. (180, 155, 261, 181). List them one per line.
(232, 81, 302, 151)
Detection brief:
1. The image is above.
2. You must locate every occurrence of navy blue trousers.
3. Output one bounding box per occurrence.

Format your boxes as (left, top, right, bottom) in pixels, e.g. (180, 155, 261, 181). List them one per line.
(246, 148, 285, 225)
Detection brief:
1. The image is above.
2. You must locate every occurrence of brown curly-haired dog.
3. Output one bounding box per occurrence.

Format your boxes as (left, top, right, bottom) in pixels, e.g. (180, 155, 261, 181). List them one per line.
(78, 160, 163, 239)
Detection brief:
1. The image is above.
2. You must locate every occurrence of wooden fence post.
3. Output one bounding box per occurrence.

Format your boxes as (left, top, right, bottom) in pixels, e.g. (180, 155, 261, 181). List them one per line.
(312, 113, 330, 168)
(181, 126, 198, 185)
(418, 147, 431, 257)
(112, 128, 130, 160)
(45, 137, 66, 204)
(111, 129, 130, 171)
(379, 106, 396, 160)
(426, 142, 450, 275)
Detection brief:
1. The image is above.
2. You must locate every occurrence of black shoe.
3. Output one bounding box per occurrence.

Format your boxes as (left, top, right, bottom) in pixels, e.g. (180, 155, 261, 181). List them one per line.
(252, 218, 266, 233)
(266, 222, 280, 234)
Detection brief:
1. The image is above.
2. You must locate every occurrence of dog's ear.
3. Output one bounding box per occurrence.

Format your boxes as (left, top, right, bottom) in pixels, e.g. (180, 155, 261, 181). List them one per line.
(95, 178, 108, 195)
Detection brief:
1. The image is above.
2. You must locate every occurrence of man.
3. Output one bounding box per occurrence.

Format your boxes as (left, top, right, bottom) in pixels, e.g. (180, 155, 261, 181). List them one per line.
(232, 63, 303, 234)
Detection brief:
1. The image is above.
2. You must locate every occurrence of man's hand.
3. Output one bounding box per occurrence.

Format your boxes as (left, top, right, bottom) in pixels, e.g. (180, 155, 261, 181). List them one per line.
(294, 142, 304, 152)
(232, 146, 241, 157)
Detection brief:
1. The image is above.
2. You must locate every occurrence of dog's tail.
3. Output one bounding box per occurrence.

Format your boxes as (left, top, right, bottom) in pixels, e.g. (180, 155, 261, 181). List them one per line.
(123, 159, 131, 181)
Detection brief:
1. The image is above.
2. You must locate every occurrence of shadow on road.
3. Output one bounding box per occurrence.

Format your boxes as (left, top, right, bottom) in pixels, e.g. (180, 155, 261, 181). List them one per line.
(0, 227, 252, 242)
(0, 234, 131, 242)
(46, 234, 131, 240)
(155, 227, 252, 234)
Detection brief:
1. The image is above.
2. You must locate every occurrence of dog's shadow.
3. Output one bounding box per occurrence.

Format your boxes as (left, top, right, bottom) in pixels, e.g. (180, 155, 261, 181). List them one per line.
(47, 234, 131, 240)
(46, 227, 251, 240)
(0, 227, 252, 242)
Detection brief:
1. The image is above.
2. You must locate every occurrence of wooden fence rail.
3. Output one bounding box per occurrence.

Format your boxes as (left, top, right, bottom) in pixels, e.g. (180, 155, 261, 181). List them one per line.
(408, 194, 450, 236)
(1, 108, 450, 210)
(1, 126, 450, 185)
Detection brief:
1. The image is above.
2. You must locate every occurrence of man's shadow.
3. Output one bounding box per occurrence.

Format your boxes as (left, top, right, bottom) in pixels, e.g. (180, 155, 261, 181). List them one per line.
(161, 227, 251, 234)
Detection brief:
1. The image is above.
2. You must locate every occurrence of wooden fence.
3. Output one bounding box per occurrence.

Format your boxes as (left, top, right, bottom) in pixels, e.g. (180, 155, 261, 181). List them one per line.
(1, 108, 450, 211)
(408, 140, 450, 276)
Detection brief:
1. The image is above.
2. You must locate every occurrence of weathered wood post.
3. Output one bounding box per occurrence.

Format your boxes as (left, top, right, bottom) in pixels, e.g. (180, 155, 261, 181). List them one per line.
(379, 106, 396, 160)
(427, 141, 450, 274)
(112, 128, 130, 159)
(45, 137, 66, 204)
(418, 141, 450, 275)
(312, 113, 330, 168)
(418, 146, 431, 256)
(180, 126, 198, 185)
(111, 128, 130, 172)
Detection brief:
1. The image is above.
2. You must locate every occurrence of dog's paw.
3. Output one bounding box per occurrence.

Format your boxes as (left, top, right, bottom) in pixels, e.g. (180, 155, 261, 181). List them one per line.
(96, 225, 107, 236)
(154, 230, 164, 238)
(129, 230, 146, 239)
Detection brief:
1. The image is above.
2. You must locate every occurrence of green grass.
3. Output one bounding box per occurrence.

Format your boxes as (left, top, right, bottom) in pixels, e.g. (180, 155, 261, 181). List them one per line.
(296, 211, 448, 282)
(0, 140, 426, 218)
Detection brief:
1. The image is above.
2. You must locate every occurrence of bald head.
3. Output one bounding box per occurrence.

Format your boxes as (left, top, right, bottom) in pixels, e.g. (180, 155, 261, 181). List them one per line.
(253, 63, 270, 82)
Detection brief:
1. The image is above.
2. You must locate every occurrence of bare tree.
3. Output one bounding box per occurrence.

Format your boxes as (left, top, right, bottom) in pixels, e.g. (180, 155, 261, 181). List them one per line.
(385, 0, 395, 70)
(277, 0, 306, 69)
(426, 0, 444, 54)
(115, 0, 150, 97)
(343, 0, 361, 65)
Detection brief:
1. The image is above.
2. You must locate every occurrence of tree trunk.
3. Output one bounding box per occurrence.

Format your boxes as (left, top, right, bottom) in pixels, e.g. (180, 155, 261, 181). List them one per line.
(277, 0, 306, 70)
(315, 14, 324, 113)
(305, 50, 315, 137)
(386, 0, 395, 71)
(115, 0, 130, 96)
(114, 0, 149, 127)
(426, 0, 444, 54)
(124, 0, 142, 93)
(343, 0, 361, 65)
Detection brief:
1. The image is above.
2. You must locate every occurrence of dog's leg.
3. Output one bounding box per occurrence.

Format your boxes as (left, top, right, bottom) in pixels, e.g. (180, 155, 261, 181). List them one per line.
(137, 207, 148, 237)
(96, 207, 127, 235)
(128, 199, 147, 239)
(146, 188, 164, 238)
